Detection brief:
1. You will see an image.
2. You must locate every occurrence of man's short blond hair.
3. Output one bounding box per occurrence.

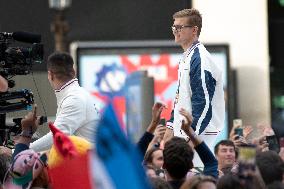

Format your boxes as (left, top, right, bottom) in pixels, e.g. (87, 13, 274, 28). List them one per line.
(173, 8, 202, 36)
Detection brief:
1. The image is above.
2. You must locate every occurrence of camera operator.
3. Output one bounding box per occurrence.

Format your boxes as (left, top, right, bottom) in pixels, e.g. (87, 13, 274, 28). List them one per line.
(0, 75, 8, 92)
(11, 105, 40, 157)
(0, 105, 40, 157)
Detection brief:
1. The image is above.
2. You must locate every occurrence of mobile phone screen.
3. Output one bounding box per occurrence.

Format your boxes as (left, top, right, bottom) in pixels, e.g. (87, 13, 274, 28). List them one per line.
(234, 128, 243, 137)
(266, 135, 280, 153)
(159, 118, 166, 126)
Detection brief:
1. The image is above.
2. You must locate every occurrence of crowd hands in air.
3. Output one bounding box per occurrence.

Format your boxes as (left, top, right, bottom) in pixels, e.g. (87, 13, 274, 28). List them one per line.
(140, 103, 284, 189)
(0, 60, 281, 188)
(0, 100, 283, 189)
(0, 53, 281, 188)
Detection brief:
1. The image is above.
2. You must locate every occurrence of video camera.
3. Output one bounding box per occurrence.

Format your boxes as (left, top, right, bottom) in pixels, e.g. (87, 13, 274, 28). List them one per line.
(0, 31, 43, 81)
(0, 31, 44, 113)
(0, 31, 45, 145)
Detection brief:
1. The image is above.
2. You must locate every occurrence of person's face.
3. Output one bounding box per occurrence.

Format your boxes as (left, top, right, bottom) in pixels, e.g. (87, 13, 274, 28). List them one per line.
(198, 181, 216, 189)
(151, 149, 164, 169)
(216, 145, 236, 168)
(172, 17, 196, 48)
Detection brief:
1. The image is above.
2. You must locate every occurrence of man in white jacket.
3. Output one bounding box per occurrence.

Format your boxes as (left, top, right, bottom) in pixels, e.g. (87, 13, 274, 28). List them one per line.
(29, 52, 100, 152)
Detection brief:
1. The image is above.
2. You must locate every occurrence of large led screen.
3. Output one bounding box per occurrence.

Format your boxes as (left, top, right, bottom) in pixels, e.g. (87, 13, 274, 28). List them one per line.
(71, 41, 230, 140)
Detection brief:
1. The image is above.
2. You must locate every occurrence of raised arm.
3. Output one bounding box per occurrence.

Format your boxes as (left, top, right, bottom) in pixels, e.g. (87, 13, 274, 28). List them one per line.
(137, 102, 165, 156)
(180, 108, 218, 178)
(30, 96, 86, 152)
(13, 105, 40, 158)
(163, 110, 174, 143)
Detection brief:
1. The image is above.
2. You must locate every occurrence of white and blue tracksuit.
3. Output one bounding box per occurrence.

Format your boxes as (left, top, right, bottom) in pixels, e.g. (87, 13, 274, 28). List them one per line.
(168, 41, 225, 143)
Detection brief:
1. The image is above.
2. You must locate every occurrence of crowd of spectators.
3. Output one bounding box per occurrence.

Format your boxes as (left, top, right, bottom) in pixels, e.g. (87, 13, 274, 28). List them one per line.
(0, 52, 283, 189)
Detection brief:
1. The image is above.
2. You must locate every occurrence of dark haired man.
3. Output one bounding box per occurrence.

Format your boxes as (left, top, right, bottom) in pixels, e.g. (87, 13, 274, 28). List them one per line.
(214, 140, 236, 176)
(163, 136, 218, 189)
(29, 52, 100, 152)
(163, 137, 194, 189)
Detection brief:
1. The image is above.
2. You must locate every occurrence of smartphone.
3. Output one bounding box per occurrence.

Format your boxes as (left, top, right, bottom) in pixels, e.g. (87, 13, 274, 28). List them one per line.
(159, 118, 166, 126)
(233, 119, 242, 128)
(233, 119, 243, 139)
(234, 128, 243, 137)
(266, 135, 280, 153)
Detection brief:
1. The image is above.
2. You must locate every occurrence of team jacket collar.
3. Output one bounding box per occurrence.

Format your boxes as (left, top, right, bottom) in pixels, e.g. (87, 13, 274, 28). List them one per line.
(184, 40, 200, 56)
(55, 78, 79, 93)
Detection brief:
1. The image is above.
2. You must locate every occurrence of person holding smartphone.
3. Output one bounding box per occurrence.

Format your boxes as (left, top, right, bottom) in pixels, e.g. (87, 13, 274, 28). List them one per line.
(229, 119, 252, 148)
(137, 102, 166, 156)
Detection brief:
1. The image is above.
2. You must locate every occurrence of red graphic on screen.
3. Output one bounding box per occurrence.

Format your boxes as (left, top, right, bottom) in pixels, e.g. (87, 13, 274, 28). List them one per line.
(92, 54, 179, 121)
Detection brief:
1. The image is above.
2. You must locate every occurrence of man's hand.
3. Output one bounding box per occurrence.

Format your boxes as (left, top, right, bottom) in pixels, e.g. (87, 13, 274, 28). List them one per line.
(147, 102, 166, 134)
(231, 135, 247, 147)
(21, 105, 40, 134)
(252, 135, 269, 152)
(0, 146, 12, 156)
(162, 128, 174, 144)
(151, 102, 166, 125)
(243, 125, 253, 139)
(153, 125, 166, 143)
(179, 108, 193, 136)
(179, 108, 202, 147)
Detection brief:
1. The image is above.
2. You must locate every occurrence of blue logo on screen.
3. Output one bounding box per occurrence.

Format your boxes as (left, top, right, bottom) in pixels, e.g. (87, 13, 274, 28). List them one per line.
(95, 63, 127, 97)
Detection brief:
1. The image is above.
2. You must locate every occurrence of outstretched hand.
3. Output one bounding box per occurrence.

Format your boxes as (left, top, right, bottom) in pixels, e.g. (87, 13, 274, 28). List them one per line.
(151, 125, 167, 146)
(179, 108, 202, 146)
(151, 102, 166, 125)
(252, 135, 269, 152)
(21, 105, 40, 134)
(231, 135, 247, 147)
(147, 102, 166, 134)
